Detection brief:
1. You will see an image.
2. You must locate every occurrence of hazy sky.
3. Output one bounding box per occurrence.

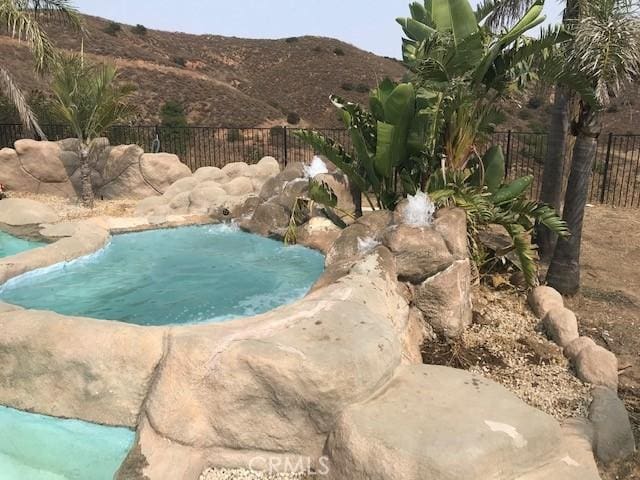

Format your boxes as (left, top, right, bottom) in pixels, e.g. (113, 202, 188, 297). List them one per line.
(74, 0, 564, 58)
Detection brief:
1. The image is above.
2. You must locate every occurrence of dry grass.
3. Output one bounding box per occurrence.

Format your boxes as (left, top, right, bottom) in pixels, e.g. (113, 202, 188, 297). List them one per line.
(7, 192, 136, 221)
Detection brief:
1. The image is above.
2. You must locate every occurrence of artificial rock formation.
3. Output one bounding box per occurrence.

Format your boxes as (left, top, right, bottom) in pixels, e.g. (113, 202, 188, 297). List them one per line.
(0, 139, 191, 199)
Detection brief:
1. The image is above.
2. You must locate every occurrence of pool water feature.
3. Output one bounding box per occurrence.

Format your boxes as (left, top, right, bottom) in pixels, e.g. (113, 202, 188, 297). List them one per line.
(0, 224, 324, 325)
(0, 406, 134, 480)
(0, 231, 44, 258)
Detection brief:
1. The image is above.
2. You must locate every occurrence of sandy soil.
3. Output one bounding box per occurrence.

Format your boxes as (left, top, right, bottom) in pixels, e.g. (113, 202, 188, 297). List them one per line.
(567, 205, 640, 479)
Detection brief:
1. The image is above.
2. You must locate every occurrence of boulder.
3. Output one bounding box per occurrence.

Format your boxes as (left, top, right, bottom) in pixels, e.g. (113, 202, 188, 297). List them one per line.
(14, 139, 74, 183)
(314, 172, 354, 215)
(271, 179, 309, 212)
(433, 207, 468, 259)
(222, 177, 254, 196)
(324, 365, 565, 480)
(251, 156, 280, 178)
(563, 336, 597, 361)
(168, 191, 191, 214)
(355, 210, 393, 236)
(382, 224, 454, 283)
(296, 217, 342, 253)
(100, 145, 144, 184)
(221, 161, 250, 178)
(241, 203, 290, 238)
(135, 196, 168, 217)
(589, 386, 636, 464)
(140, 153, 191, 193)
(543, 307, 579, 347)
(0, 198, 59, 226)
(324, 223, 373, 268)
(575, 345, 619, 390)
(188, 184, 228, 212)
(193, 166, 228, 183)
(0, 309, 165, 427)
(528, 286, 564, 318)
(163, 176, 199, 199)
(414, 259, 473, 338)
(0, 148, 39, 193)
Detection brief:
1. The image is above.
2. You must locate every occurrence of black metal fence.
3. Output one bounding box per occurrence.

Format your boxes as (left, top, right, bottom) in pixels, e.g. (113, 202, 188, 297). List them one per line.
(1, 124, 639, 208)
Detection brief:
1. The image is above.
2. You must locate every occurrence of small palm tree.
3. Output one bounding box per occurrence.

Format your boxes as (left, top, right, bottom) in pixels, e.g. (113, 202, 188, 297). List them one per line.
(50, 53, 136, 207)
(0, 0, 81, 137)
(547, 0, 640, 293)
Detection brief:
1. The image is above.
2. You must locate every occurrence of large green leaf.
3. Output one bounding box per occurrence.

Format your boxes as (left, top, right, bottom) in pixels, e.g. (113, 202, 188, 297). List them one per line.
(482, 145, 505, 193)
(431, 0, 479, 46)
(383, 83, 415, 125)
(409, 1, 430, 24)
(374, 121, 395, 179)
(396, 17, 436, 42)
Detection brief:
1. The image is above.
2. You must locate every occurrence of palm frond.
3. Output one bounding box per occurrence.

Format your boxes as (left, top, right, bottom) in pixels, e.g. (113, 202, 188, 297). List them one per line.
(502, 222, 539, 287)
(0, 66, 45, 138)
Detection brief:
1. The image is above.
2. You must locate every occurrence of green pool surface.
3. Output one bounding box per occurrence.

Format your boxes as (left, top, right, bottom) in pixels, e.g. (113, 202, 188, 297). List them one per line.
(0, 406, 134, 480)
(0, 231, 44, 258)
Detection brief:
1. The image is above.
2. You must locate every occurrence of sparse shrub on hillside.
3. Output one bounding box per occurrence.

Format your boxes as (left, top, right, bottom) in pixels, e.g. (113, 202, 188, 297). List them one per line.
(172, 56, 187, 68)
(227, 129, 243, 143)
(355, 83, 370, 93)
(269, 126, 285, 145)
(527, 96, 543, 109)
(160, 100, 189, 156)
(287, 112, 301, 125)
(333, 47, 345, 56)
(132, 24, 147, 36)
(104, 22, 121, 36)
(341, 82, 354, 91)
(285, 37, 299, 43)
(312, 46, 323, 53)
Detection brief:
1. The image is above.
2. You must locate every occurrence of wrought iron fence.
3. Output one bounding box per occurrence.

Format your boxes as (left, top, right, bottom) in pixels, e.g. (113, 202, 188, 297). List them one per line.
(1, 124, 639, 208)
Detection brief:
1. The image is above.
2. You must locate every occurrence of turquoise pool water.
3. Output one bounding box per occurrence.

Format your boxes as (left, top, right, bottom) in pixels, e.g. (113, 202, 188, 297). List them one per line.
(0, 224, 324, 325)
(0, 231, 43, 258)
(0, 406, 134, 480)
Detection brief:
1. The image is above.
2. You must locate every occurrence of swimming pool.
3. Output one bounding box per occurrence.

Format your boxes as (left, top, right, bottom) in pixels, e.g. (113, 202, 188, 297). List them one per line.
(0, 224, 324, 325)
(0, 231, 44, 258)
(0, 406, 134, 480)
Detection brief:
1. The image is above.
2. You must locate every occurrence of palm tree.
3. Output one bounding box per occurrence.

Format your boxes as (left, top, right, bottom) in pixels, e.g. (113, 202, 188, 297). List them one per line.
(50, 53, 136, 207)
(0, 0, 80, 137)
(547, 0, 640, 294)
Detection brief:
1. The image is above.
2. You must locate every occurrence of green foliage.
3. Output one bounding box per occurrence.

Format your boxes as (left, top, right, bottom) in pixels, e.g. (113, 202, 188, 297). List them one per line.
(172, 56, 187, 67)
(104, 21, 121, 36)
(50, 53, 136, 141)
(341, 82, 354, 91)
(355, 83, 370, 93)
(333, 47, 345, 56)
(287, 112, 301, 125)
(160, 100, 187, 127)
(429, 146, 568, 286)
(227, 129, 243, 143)
(132, 24, 147, 36)
(159, 100, 188, 156)
(285, 37, 299, 43)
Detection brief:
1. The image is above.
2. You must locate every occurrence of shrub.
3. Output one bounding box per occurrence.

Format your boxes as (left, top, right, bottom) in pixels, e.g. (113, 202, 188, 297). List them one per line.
(227, 129, 243, 143)
(341, 82, 354, 91)
(285, 37, 298, 43)
(104, 21, 121, 36)
(132, 24, 147, 36)
(287, 112, 301, 125)
(160, 100, 187, 127)
(527, 96, 543, 109)
(312, 46, 323, 53)
(333, 47, 345, 56)
(172, 56, 187, 67)
(355, 83, 370, 93)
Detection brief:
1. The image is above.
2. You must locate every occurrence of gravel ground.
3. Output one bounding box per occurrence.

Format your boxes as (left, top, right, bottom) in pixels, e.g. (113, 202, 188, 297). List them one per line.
(6, 192, 136, 221)
(424, 285, 591, 420)
(200, 468, 307, 480)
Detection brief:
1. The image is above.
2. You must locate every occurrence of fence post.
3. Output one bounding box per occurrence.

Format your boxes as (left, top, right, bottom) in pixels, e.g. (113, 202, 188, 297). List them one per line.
(505, 130, 512, 173)
(600, 132, 614, 204)
(283, 126, 288, 166)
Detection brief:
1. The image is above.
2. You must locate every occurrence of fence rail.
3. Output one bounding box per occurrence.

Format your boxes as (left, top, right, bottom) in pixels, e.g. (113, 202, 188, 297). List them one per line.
(1, 124, 639, 208)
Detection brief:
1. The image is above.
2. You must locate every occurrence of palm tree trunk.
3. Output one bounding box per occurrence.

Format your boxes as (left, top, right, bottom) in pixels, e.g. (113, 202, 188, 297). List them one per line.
(536, 87, 570, 260)
(350, 182, 363, 217)
(79, 143, 95, 208)
(546, 104, 600, 295)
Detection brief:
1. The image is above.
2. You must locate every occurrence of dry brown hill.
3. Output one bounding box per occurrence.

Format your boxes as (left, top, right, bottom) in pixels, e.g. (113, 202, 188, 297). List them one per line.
(0, 15, 406, 128)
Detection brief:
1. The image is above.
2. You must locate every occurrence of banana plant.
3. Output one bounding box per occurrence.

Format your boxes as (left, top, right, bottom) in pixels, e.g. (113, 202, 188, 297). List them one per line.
(296, 80, 430, 211)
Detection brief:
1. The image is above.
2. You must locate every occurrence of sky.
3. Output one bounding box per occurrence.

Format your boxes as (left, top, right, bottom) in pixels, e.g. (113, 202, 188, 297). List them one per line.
(74, 0, 564, 59)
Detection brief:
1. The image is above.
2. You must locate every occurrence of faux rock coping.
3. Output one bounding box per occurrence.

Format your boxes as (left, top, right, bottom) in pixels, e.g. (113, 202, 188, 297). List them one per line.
(0, 208, 604, 480)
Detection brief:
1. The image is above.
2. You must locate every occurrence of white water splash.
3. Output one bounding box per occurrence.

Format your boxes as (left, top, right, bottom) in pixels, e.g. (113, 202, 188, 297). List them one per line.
(357, 237, 380, 254)
(207, 222, 240, 234)
(304, 156, 329, 179)
(402, 190, 436, 227)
